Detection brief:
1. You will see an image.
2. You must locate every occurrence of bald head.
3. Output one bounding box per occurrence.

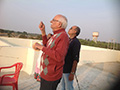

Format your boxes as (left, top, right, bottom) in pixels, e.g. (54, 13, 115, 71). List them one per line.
(54, 14, 68, 29)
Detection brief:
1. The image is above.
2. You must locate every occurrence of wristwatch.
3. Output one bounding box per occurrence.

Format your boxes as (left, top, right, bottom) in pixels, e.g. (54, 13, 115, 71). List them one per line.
(70, 72, 75, 75)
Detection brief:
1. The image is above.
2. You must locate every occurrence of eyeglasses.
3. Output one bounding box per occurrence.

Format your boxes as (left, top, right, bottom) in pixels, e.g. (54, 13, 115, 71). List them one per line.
(70, 27, 73, 30)
(52, 19, 60, 22)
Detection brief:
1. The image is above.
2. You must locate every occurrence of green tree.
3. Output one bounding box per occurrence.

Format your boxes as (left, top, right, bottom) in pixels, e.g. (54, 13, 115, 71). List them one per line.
(23, 31, 27, 35)
(19, 34, 27, 38)
(36, 35, 42, 40)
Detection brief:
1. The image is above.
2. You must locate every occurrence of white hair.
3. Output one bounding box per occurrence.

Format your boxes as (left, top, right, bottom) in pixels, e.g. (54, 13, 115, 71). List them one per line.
(58, 15, 68, 29)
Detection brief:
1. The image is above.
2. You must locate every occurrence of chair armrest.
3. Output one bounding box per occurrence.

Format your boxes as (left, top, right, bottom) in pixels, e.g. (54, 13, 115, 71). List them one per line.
(0, 65, 15, 70)
(0, 71, 20, 84)
(0, 64, 16, 72)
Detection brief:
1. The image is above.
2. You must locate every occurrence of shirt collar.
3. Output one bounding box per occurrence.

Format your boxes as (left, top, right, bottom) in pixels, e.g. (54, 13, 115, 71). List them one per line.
(69, 36, 76, 43)
(69, 36, 76, 40)
(53, 29, 65, 34)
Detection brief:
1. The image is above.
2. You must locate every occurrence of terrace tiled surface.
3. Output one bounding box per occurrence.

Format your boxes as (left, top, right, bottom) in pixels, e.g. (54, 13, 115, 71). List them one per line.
(0, 62, 120, 90)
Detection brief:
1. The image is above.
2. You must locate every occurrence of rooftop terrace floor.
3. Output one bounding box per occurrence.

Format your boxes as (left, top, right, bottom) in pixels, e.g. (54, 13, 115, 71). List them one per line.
(0, 62, 120, 90)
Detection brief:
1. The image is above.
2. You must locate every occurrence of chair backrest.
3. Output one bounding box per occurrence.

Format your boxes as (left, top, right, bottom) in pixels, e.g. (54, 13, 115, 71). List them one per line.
(13, 62, 23, 81)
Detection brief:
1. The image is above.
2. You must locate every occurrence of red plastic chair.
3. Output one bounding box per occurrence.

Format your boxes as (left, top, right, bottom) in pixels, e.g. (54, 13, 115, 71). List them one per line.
(0, 62, 23, 90)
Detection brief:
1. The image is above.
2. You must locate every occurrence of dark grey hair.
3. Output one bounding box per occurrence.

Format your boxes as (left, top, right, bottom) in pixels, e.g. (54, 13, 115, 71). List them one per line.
(75, 26, 81, 36)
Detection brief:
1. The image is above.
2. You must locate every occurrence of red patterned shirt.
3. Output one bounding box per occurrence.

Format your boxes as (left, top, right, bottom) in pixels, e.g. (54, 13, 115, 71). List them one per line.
(40, 29, 69, 81)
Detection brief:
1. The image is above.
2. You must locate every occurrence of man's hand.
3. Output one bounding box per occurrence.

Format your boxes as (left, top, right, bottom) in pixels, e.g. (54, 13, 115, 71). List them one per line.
(39, 21, 45, 32)
(32, 42, 44, 51)
(39, 21, 46, 36)
(69, 60, 78, 81)
(32, 43, 39, 51)
(69, 73, 74, 81)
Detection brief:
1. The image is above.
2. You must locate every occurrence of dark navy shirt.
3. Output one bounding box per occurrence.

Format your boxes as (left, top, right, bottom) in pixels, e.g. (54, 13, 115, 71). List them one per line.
(63, 37, 81, 73)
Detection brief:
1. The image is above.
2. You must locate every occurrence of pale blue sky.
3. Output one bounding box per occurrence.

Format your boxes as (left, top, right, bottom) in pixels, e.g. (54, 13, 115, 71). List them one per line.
(0, 0, 120, 43)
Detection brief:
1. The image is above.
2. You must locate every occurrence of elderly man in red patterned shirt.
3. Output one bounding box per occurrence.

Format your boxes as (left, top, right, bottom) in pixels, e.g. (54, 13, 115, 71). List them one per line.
(33, 14, 69, 90)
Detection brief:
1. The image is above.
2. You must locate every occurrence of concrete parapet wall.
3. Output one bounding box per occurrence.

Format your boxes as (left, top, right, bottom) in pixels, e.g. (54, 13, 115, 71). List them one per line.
(0, 46, 27, 71)
(0, 37, 41, 47)
(0, 46, 40, 75)
(0, 37, 120, 75)
(81, 45, 108, 51)
(0, 37, 41, 74)
(79, 45, 120, 65)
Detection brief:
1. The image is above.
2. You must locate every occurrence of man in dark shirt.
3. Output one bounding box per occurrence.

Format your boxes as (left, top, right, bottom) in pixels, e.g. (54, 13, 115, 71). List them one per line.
(61, 26, 81, 90)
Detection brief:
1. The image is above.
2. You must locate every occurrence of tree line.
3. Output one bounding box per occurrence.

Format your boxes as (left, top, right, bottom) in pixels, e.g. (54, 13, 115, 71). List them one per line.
(0, 29, 42, 40)
(79, 39, 120, 50)
(0, 29, 120, 50)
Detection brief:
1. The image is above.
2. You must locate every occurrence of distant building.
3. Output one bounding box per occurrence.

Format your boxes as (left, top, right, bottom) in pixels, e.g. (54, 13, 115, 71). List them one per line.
(92, 32, 99, 43)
